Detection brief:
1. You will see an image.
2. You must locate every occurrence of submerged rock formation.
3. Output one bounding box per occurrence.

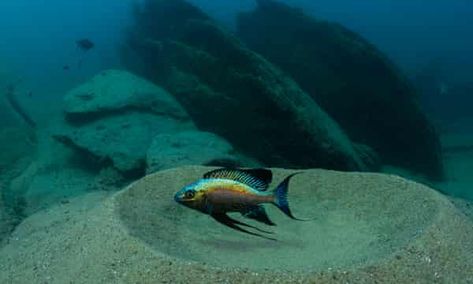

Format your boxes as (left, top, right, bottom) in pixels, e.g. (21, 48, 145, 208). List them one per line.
(63, 69, 188, 120)
(146, 130, 258, 173)
(53, 69, 194, 175)
(122, 0, 372, 172)
(237, 0, 443, 179)
(54, 69, 253, 175)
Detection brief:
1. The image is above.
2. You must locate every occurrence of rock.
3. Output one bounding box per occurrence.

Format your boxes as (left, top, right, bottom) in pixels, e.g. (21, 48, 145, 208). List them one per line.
(6, 124, 133, 217)
(7, 129, 104, 215)
(56, 69, 258, 175)
(64, 69, 188, 121)
(123, 0, 370, 172)
(237, 0, 443, 180)
(1, 166, 472, 283)
(54, 69, 195, 174)
(54, 112, 193, 174)
(146, 130, 259, 173)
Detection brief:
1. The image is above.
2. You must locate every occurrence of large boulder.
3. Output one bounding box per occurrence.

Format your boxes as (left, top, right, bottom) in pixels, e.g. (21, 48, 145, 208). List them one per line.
(237, 0, 443, 179)
(1, 166, 472, 283)
(55, 69, 257, 175)
(8, 125, 129, 217)
(123, 0, 372, 172)
(64, 69, 188, 120)
(146, 130, 259, 173)
(53, 70, 195, 175)
(55, 112, 191, 173)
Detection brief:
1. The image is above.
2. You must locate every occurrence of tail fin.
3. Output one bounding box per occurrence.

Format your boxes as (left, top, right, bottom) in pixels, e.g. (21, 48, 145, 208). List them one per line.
(273, 172, 304, 220)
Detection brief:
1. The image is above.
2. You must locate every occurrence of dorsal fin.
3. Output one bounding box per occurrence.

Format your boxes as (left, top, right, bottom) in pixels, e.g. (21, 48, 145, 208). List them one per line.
(203, 168, 272, 191)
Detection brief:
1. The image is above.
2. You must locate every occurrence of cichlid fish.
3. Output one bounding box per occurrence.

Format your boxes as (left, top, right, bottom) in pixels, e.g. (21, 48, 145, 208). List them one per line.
(174, 168, 304, 240)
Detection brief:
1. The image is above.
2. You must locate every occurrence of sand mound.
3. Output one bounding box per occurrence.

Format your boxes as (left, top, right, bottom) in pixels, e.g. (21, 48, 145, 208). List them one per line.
(118, 168, 434, 271)
(1, 166, 472, 283)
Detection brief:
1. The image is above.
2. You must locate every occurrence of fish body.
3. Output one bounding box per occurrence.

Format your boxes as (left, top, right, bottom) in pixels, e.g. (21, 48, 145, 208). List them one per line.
(178, 178, 274, 214)
(174, 168, 303, 239)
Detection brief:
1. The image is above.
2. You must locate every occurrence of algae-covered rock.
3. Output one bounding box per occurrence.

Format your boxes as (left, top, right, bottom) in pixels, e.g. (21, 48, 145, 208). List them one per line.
(55, 110, 193, 174)
(8, 127, 128, 216)
(237, 0, 443, 179)
(56, 69, 259, 175)
(146, 130, 259, 173)
(123, 0, 370, 172)
(64, 69, 188, 120)
(1, 166, 472, 283)
(54, 69, 195, 174)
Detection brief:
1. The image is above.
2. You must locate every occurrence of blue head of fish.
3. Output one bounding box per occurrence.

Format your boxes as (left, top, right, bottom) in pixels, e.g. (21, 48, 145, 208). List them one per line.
(174, 181, 203, 211)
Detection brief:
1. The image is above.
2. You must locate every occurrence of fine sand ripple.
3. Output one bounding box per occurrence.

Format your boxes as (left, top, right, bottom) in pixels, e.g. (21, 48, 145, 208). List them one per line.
(1, 166, 472, 283)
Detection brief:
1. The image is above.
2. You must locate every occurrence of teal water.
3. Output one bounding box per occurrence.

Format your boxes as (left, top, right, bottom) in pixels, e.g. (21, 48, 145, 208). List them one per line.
(1, 0, 472, 282)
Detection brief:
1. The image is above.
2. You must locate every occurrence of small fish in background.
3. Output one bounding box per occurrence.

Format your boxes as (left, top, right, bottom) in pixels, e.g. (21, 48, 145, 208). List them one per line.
(75, 38, 95, 69)
(76, 38, 95, 52)
(174, 168, 306, 240)
(63, 65, 70, 71)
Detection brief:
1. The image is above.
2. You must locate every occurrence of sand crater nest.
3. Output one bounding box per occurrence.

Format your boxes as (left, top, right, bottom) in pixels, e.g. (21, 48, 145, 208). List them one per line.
(116, 167, 438, 272)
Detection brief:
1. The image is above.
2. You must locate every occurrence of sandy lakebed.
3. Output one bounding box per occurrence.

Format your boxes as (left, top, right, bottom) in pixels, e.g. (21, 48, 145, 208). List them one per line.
(1, 166, 472, 283)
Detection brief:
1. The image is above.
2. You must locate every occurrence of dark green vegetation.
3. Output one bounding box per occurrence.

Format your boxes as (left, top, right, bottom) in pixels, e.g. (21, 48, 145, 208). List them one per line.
(122, 0, 443, 180)
(237, 0, 443, 179)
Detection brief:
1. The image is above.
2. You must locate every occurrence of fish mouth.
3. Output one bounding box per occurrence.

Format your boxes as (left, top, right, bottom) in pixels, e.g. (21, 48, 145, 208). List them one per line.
(174, 192, 182, 203)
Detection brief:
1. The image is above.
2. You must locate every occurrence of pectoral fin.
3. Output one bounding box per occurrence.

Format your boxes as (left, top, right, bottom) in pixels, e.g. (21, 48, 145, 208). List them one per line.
(211, 213, 276, 241)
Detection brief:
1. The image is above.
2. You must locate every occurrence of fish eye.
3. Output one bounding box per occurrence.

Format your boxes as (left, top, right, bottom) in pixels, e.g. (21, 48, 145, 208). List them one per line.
(184, 190, 195, 199)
